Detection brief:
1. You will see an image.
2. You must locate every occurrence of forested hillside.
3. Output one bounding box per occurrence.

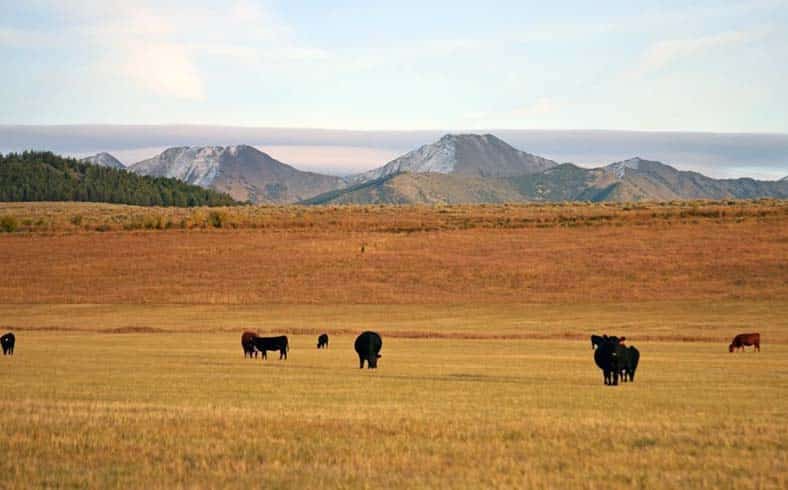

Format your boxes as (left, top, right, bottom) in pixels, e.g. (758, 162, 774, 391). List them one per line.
(0, 151, 239, 206)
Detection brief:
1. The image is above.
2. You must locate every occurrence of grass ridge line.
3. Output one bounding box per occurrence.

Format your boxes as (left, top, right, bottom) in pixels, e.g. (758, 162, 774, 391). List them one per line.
(3, 325, 732, 343)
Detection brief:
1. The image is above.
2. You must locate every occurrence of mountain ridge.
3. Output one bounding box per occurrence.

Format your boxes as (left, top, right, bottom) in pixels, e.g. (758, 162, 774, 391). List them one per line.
(348, 133, 557, 184)
(305, 142, 788, 204)
(130, 145, 345, 204)
(80, 152, 125, 169)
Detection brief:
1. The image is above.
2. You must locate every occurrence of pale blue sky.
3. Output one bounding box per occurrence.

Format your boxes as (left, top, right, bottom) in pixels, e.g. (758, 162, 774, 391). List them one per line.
(1, 0, 787, 132)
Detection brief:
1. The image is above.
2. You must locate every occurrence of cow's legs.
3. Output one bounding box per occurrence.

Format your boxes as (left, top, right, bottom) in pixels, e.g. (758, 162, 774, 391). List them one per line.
(359, 356, 365, 369)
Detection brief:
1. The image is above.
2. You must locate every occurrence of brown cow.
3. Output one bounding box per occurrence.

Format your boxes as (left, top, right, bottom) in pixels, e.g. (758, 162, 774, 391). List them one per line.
(241, 331, 258, 358)
(729, 333, 760, 353)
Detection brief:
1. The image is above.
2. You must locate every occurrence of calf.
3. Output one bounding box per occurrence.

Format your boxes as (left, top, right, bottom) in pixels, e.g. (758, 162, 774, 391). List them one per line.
(619, 346, 640, 382)
(317, 333, 329, 349)
(729, 333, 760, 353)
(253, 336, 289, 360)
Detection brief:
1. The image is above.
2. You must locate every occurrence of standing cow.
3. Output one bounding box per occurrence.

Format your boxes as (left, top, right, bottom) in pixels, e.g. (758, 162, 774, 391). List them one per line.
(594, 339, 618, 385)
(729, 333, 760, 352)
(253, 336, 289, 360)
(354, 331, 382, 369)
(241, 331, 258, 358)
(317, 333, 329, 349)
(593, 336, 639, 385)
(1, 332, 14, 355)
(620, 346, 640, 382)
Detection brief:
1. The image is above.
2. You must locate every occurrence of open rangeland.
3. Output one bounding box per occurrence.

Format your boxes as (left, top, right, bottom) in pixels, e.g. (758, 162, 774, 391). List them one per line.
(0, 201, 786, 488)
(1, 331, 786, 489)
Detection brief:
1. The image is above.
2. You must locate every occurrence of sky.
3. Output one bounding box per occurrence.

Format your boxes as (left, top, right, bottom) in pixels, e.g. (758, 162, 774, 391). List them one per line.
(2, 0, 788, 132)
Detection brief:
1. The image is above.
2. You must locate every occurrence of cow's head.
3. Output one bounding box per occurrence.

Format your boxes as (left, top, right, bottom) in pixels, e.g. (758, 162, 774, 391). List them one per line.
(729, 343, 735, 353)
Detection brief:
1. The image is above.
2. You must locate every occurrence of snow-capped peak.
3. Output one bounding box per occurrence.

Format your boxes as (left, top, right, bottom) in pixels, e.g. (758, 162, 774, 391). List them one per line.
(131, 146, 236, 187)
(348, 133, 557, 184)
(80, 152, 126, 169)
(350, 135, 459, 182)
(607, 157, 643, 179)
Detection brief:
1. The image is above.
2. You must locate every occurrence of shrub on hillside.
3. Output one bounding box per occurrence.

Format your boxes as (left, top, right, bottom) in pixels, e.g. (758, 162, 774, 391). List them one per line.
(0, 215, 18, 232)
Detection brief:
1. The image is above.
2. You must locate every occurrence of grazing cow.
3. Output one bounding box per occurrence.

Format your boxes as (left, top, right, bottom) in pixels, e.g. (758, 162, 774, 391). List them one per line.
(354, 331, 382, 369)
(241, 331, 258, 358)
(729, 333, 760, 353)
(252, 336, 289, 360)
(317, 333, 329, 349)
(1, 332, 14, 356)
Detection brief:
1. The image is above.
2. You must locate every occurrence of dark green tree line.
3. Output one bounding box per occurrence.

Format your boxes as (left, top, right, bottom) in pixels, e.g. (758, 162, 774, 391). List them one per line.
(0, 151, 239, 207)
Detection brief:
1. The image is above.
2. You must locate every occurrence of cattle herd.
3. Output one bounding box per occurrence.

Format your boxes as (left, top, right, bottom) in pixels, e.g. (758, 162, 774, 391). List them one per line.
(1, 329, 764, 383)
(241, 330, 383, 369)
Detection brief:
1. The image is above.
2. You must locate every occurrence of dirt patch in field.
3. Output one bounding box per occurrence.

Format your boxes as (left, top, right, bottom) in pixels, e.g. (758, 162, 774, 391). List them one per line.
(5, 325, 171, 334)
(106, 326, 169, 334)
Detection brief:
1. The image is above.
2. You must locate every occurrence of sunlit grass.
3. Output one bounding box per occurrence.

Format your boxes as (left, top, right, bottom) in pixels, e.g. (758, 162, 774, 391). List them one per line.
(1, 332, 785, 488)
(0, 201, 785, 487)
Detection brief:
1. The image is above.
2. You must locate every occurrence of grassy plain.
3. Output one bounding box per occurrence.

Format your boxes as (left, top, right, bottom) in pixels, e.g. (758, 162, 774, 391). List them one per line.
(1, 332, 786, 489)
(0, 201, 786, 488)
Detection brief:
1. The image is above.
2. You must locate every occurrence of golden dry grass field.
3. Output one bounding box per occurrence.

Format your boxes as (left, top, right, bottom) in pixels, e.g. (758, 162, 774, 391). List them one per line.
(0, 201, 787, 488)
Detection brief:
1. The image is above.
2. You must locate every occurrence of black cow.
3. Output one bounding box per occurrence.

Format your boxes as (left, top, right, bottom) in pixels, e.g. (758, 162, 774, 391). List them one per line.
(252, 336, 289, 360)
(594, 339, 618, 385)
(241, 331, 258, 358)
(593, 337, 639, 385)
(354, 331, 382, 369)
(317, 333, 329, 349)
(1, 332, 14, 356)
(621, 346, 640, 382)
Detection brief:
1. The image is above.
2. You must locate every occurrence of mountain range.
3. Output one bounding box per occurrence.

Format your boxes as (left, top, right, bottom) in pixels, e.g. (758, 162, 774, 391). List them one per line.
(80, 134, 788, 204)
